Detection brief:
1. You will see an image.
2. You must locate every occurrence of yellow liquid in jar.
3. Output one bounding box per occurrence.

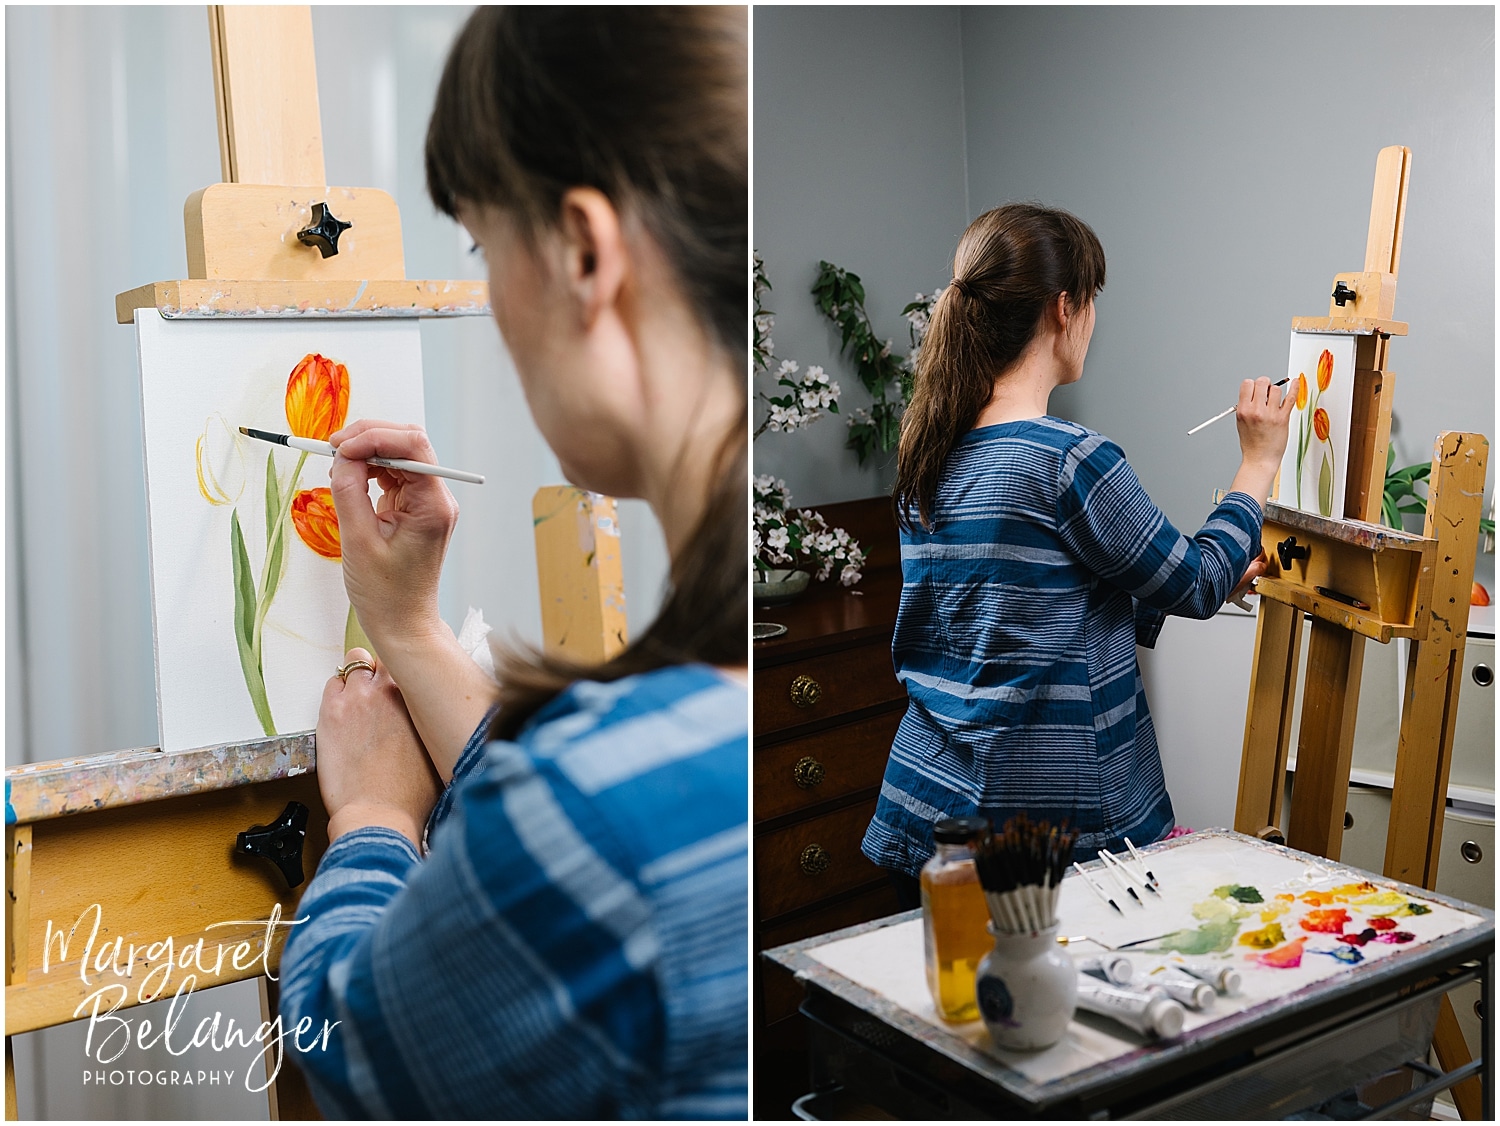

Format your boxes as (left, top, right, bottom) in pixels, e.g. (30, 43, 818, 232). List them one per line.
(921, 859, 992, 1022)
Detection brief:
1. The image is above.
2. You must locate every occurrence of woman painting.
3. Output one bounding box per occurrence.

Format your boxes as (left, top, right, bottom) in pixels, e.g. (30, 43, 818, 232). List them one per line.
(862, 203, 1294, 903)
(278, 8, 748, 1118)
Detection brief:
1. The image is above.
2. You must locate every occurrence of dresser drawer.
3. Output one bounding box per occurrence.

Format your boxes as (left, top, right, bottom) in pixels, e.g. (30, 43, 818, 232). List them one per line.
(756, 640, 904, 736)
(754, 708, 901, 823)
(757, 801, 887, 921)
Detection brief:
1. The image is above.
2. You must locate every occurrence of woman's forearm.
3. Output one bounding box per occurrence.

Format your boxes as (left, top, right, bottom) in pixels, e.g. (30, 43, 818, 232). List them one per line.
(371, 620, 500, 782)
(1227, 455, 1281, 509)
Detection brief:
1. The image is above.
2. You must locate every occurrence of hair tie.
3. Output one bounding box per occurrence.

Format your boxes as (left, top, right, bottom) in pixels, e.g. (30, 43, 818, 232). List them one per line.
(951, 277, 973, 299)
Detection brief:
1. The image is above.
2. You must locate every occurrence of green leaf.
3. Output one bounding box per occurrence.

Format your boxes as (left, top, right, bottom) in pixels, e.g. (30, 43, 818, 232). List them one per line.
(1318, 451, 1333, 516)
(231, 511, 276, 736)
(344, 603, 376, 659)
(264, 449, 279, 543)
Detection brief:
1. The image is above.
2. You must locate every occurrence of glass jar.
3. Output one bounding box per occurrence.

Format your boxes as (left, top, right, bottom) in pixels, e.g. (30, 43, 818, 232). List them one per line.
(920, 816, 992, 1022)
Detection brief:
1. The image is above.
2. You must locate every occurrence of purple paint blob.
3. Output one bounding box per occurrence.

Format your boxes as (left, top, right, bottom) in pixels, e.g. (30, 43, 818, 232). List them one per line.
(1374, 930, 1415, 944)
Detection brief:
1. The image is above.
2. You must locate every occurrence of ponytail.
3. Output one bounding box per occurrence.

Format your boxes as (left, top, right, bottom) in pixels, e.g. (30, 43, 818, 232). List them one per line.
(894, 204, 1105, 531)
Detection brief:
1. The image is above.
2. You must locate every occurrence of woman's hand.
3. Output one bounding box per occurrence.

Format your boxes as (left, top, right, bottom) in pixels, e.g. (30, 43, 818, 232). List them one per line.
(328, 420, 459, 650)
(1227, 378, 1297, 506)
(1234, 377, 1296, 471)
(317, 648, 443, 847)
(1229, 547, 1270, 606)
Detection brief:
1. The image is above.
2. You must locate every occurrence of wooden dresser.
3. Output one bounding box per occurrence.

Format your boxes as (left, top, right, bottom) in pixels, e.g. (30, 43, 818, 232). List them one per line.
(753, 496, 907, 1114)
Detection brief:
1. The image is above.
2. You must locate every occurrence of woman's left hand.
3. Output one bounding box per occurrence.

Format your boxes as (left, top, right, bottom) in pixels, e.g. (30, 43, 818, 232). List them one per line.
(1229, 548, 1270, 605)
(317, 647, 443, 847)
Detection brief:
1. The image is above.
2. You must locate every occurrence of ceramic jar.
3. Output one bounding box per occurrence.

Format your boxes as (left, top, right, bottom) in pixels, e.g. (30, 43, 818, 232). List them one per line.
(974, 923, 1077, 1050)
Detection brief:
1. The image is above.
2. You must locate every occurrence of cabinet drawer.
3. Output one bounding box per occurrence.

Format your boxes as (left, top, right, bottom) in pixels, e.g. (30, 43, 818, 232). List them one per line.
(756, 801, 887, 921)
(1450, 638, 1494, 794)
(754, 708, 901, 823)
(756, 640, 904, 736)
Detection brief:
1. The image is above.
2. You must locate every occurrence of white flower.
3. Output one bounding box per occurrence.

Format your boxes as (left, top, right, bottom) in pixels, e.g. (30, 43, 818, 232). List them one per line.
(766, 526, 790, 553)
(840, 563, 862, 586)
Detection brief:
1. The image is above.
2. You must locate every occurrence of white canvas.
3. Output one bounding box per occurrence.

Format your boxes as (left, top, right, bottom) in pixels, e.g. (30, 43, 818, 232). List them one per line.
(1273, 331, 1358, 517)
(136, 311, 426, 752)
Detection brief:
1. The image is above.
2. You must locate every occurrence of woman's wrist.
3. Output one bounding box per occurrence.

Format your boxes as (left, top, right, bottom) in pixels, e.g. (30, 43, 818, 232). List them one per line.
(327, 801, 426, 848)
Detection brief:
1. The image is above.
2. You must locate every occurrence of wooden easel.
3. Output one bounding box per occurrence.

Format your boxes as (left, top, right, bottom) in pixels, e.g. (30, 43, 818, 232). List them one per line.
(6, 7, 626, 1119)
(1234, 145, 1490, 1117)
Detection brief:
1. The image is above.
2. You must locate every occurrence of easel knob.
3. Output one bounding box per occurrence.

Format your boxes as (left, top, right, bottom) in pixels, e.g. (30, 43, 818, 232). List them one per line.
(1275, 535, 1311, 571)
(297, 202, 353, 258)
(235, 800, 310, 887)
(1331, 280, 1357, 307)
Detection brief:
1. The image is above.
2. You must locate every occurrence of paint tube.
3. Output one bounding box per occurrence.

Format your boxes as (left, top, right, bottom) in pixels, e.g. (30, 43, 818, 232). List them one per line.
(1075, 980, 1185, 1039)
(1175, 961, 1241, 995)
(1076, 953, 1134, 985)
(1147, 975, 1215, 1011)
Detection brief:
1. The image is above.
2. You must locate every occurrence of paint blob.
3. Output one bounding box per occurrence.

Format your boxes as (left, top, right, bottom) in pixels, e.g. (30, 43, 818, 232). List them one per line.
(1300, 891, 1337, 906)
(1150, 918, 1241, 956)
(1254, 937, 1308, 969)
(1352, 890, 1406, 908)
(1374, 931, 1415, 945)
(1300, 908, 1351, 934)
(1312, 946, 1364, 966)
(1213, 884, 1264, 904)
(1259, 902, 1291, 922)
(1338, 929, 1378, 947)
(1192, 896, 1238, 922)
(1368, 916, 1398, 931)
(1238, 922, 1286, 949)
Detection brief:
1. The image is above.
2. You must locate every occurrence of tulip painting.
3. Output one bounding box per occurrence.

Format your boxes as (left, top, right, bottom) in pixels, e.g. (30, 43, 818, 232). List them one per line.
(218, 353, 350, 735)
(1277, 334, 1356, 520)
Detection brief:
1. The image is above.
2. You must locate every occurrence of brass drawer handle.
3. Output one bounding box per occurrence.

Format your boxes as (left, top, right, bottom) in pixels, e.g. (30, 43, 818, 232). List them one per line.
(793, 756, 825, 789)
(799, 843, 831, 875)
(789, 674, 822, 708)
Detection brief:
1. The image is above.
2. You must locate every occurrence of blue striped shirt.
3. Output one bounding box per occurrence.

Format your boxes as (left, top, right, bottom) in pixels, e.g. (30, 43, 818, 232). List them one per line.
(862, 417, 1261, 875)
(280, 665, 748, 1119)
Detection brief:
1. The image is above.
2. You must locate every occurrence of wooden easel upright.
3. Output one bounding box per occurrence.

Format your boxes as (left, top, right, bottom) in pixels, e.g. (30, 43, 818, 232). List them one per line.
(1233, 146, 1491, 1118)
(6, 7, 626, 1120)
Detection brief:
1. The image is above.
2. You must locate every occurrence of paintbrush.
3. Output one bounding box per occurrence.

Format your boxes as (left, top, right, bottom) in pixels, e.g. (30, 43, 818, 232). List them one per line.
(1123, 837, 1161, 890)
(1097, 850, 1144, 906)
(1072, 861, 1123, 916)
(239, 427, 486, 485)
(1186, 377, 1291, 436)
(1102, 847, 1159, 897)
(974, 814, 1076, 934)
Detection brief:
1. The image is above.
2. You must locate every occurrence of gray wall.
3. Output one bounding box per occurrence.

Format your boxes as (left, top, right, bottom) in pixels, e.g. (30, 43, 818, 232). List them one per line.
(754, 7, 1494, 596)
(753, 6, 969, 506)
(960, 5, 1495, 557)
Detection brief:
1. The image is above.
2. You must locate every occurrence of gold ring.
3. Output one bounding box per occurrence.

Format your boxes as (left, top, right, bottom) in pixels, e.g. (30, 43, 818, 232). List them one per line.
(336, 659, 377, 682)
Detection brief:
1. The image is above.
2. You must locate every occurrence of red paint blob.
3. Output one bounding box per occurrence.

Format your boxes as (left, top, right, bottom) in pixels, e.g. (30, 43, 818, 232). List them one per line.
(1255, 937, 1308, 969)
(1300, 908, 1351, 934)
(1338, 928, 1378, 947)
(1368, 917, 1398, 931)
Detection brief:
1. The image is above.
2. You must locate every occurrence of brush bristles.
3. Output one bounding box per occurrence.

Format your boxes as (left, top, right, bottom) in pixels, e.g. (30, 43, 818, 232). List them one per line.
(973, 814, 1076, 934)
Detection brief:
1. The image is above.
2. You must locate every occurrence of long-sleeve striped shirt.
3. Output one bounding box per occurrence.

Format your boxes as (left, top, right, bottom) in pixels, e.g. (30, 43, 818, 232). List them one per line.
(279, 664, 748, 1119)
(862, 417, 1261, 876)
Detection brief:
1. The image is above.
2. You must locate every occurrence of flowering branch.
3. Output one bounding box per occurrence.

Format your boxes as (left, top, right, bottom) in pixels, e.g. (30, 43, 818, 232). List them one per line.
(754, 252, 842, 437)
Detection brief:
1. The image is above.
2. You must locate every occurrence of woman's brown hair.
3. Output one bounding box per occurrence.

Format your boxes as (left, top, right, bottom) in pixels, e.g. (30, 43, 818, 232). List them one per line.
(425, 6, 747, 738)
(893, 204, 1106, 532)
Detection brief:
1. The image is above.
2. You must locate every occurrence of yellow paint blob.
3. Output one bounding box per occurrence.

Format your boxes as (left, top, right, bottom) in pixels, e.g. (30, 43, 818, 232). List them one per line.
(1238, 922, 1286, 949)
(1192, 896, 1238, 922)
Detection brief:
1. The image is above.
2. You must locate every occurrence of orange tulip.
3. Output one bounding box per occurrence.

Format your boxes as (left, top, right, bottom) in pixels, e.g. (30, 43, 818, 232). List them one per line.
(1312, 407, 1330, 442)
(1316, 349, 1334, 392)
(1296, 373, 1308, 411)
(285, 354, 350, 441)
(291, 488, 341, 559)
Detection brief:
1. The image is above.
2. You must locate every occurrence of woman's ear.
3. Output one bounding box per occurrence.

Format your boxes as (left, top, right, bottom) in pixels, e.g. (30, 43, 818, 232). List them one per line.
(557, 187, 627, 325)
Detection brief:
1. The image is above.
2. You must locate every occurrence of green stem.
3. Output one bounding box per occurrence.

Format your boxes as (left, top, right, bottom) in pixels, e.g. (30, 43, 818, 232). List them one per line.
(251, 449, 308, 659)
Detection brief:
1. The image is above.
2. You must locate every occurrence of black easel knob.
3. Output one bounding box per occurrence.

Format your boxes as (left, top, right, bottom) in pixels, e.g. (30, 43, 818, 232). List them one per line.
(236, 801, 309, 887)
(297, 202, 352, 258)
(1276, 535, 1311, 571)
(1331, 281, 1357, 308)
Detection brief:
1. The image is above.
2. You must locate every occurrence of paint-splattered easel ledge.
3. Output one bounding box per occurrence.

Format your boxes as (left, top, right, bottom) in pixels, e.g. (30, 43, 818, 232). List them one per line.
(4, 734, 314, 825)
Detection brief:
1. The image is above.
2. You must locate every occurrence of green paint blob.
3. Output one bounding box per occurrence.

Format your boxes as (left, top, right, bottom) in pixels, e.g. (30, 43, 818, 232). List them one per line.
(1213, 884, 1265, 904)
(1150, 918, 1241, 956)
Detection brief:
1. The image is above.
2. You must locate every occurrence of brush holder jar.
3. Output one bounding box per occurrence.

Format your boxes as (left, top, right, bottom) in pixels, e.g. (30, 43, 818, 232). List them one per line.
(976, 922, 1076, 1050)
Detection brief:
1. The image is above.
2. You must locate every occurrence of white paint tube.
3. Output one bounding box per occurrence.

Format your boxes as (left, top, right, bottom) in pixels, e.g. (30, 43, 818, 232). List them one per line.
(1175, 961, 1242, 995)
(1147, 976, 1215, 1011)
(1077, 953, 1134, 985)
(1075, 981, 1185, 1039)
